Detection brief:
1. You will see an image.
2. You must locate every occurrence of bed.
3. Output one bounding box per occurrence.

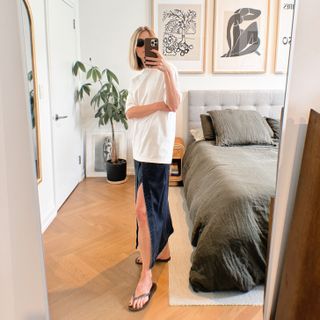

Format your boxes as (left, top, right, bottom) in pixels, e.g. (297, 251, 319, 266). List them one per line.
(182, 90, 284, 292)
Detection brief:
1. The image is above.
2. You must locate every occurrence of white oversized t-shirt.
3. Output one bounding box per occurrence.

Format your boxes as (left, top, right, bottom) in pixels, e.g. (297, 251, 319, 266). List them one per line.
(126, 64, 180, 164)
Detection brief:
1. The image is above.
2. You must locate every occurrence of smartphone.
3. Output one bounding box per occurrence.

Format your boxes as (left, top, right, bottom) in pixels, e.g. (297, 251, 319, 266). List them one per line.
(145, 37, 158, 63)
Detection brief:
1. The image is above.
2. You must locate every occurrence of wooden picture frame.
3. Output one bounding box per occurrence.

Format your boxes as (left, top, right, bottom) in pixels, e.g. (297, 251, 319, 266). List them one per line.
(213, 0, 270, 73)
(274, 0, 295, 74)
(86, 131, 126, 177)
(152, 0, 207, 73)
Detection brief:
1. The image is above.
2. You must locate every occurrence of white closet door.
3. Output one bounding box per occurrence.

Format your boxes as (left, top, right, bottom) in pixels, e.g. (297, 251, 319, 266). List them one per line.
(47, 0, 82, 209)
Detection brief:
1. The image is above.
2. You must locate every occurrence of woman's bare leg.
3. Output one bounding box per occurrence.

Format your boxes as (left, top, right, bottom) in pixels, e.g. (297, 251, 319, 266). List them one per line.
(129, 184, 153, 310)
(135, 242, 170, 264)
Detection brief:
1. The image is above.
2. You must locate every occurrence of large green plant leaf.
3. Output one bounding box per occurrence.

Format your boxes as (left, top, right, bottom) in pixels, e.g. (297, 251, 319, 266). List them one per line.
(87, 67, 93, 80)
(87, 67, 102, 82)
(110, 83, 119, 100)
(94, 106, 103, 118)
(103, 112, 109, 125)
(92, 69, 97, 82)
(100, 90, 109, 103)
(90, 94, 98, 107)
(114, 113, 120, 121)
(82, 83, 91, 96)
(27, 70, 33, 81)
(106, 69, 119, 85)
(121, 117, 128, 130)
(106, 103, 113, 118)
(72, 61, 86, 76)
(92, 68, 102, 82)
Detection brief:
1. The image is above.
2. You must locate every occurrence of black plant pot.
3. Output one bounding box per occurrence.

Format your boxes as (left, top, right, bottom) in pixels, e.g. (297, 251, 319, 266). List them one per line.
(106, 159, 127, 184)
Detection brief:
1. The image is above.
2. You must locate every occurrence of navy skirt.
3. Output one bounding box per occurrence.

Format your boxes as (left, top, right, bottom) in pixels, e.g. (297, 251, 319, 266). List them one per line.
(134, 160, 174, 268)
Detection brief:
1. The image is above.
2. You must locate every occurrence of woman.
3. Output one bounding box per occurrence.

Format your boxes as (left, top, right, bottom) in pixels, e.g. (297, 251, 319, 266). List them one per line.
(126, 26, 181, 312)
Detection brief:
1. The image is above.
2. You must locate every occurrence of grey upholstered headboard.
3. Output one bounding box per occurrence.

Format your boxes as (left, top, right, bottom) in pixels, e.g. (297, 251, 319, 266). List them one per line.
(187, 90, 285, 144)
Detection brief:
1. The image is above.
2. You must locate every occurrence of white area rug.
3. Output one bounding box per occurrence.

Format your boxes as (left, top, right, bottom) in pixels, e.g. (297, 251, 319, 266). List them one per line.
(168, 187, 264, 306)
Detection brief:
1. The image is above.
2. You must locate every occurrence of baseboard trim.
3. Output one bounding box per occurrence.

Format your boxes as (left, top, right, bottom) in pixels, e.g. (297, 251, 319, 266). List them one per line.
(41, 207, 57, 233)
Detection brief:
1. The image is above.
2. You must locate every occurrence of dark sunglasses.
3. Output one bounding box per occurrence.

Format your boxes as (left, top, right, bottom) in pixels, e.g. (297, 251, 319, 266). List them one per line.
(136, 38, 145, 47)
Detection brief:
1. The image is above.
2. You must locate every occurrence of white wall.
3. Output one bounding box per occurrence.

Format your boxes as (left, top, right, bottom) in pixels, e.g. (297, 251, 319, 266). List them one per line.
(79, 0, 150, 174)
(0, 0, 49, 318)
(79, 0, 287, 173)
(264, 0, 320, 318)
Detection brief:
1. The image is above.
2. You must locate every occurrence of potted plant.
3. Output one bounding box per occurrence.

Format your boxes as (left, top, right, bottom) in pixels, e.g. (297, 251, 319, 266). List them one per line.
(72, 60, 128, 183)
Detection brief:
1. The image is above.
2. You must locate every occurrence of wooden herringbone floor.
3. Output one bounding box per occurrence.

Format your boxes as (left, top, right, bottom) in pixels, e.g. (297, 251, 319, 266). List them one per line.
(43, 176, 263, 320)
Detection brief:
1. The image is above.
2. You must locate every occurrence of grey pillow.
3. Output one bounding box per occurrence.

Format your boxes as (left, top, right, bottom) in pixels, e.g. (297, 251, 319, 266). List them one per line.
(265, 117, 281, 139)
(207, 110, 274, 146)
(200, 114, 215, 140)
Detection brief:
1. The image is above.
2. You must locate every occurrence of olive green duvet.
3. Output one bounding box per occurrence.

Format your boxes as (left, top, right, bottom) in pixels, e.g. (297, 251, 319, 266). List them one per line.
(182, 141, 277, 292)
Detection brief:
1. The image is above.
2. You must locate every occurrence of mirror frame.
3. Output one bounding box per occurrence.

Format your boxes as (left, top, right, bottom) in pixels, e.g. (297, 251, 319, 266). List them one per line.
(22, 0, 42, 183)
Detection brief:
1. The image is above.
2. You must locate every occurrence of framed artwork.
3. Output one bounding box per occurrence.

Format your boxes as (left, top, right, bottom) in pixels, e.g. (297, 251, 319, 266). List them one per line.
(274, 0, 295, 73)
(213, 0, 270, 73)
(152, 0, 207, 73)
(86, 131, 126, 177)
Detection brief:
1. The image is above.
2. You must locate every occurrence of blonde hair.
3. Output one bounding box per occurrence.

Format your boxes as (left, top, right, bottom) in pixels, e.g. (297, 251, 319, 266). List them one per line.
(129, 26, 156, 71)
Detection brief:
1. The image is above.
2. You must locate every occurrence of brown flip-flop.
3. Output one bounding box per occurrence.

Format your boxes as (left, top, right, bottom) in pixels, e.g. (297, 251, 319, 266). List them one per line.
(135, 256, 171, 265)
(128, 282, 157, 312)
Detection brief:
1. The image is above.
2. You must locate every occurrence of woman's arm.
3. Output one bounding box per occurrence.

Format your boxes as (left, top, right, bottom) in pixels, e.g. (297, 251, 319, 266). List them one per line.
(126, 101, 170, 119)
(145, 50, 181, 112)
(163, 67, 181, 112)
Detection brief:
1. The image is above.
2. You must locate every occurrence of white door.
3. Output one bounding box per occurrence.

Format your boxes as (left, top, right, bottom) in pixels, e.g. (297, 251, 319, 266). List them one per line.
(47, 0, 82, 209)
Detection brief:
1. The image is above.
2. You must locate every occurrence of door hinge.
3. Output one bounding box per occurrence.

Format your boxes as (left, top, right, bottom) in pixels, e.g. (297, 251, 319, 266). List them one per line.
(73, 19, 76, 29)
(78, 155, 81, 165)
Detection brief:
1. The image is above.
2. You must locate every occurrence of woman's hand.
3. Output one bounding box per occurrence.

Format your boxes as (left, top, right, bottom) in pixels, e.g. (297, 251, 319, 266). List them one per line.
(145, 50, 170, 73)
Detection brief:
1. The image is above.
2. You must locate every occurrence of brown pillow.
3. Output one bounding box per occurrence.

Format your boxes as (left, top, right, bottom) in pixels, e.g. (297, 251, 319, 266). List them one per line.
(200, 114, 215, 140)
